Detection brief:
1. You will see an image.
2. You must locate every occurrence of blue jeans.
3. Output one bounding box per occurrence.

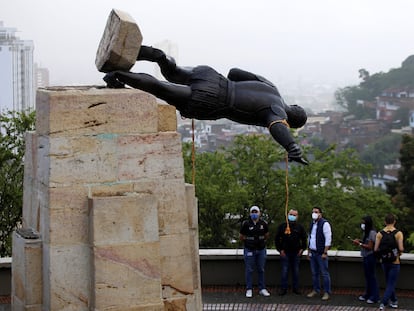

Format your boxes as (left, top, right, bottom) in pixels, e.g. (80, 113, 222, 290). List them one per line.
(280, 252, 300, 290)
(309, 251, 331, 293)
(362, 253, 379, 302)
(381, 263, 400, 305)
(244, 248, 267, 290)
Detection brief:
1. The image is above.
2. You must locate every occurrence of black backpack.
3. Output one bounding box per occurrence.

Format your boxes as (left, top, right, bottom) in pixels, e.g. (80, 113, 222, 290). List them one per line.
(377, 229, 399, 263)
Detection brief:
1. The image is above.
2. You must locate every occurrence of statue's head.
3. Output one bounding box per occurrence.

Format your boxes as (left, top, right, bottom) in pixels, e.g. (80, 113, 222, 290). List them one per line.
(286, 105, 307, 128)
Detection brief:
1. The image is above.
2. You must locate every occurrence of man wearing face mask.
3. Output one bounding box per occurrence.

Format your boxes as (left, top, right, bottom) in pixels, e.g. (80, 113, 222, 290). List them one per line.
(306, 206, 332, 301)
(239, 205, 270, 298)
(275, 209, 307, 296)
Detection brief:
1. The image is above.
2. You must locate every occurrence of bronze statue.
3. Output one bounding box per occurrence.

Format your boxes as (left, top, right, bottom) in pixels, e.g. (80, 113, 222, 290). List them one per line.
(103, 46, 308, 165)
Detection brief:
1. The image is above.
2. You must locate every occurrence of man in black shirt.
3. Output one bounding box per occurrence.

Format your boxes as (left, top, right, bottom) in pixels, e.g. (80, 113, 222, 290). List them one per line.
(240, 205, 270, 297)
(275, 209, 307, 295)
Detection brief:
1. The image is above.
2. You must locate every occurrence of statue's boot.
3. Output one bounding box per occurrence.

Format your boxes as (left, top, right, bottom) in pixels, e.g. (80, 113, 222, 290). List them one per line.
(137, 45, 166, 62)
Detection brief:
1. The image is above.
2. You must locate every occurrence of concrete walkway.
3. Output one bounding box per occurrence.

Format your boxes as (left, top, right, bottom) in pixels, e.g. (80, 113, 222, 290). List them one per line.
(202, 286, 414, 311)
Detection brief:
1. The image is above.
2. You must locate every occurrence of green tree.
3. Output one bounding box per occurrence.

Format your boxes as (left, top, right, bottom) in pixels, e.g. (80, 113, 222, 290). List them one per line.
(360, 133, 401, 177)
(183, 135, 396, 251)
(0, 110, 36, 257)
(387, 134, 414, 251)
(334, 54, 414, 118)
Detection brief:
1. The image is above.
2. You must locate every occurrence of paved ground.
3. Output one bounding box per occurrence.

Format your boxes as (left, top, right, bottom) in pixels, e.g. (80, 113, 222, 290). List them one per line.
(2, 286, 414, 310)
(202, 286, 414, 311)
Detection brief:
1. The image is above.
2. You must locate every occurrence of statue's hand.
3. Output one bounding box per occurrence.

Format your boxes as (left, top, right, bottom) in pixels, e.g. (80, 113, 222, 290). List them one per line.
(287, 143, 309, 165)
(103, 71, 125, 88)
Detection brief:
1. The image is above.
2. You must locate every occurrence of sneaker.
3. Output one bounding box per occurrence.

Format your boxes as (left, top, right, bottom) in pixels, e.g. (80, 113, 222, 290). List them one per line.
(245, 289, 252, 298)
(278, 289, 287, 296)
(259, 289, 270, 297)
(321, 292, 330, 301)
(366, 299, 376, 304)
(307, 290, 318, 298)
(358, 295, 366, 301)
(389, 300, 398, 308)
(379, 303, 385, 310)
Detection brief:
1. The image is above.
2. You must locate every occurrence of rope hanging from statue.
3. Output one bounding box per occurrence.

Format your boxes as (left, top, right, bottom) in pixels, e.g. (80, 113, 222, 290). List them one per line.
(191, 119, 196, 185)
(268, 119, 291, 235)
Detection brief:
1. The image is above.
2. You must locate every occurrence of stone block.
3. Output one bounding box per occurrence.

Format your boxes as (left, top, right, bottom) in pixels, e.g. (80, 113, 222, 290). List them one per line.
(22, 132, 38, 229)
(45, 135, 118, 185)
(160, 233, 194, 294)
(157, 103, 177, 132)
(95, 9, 143, 73)
(36, 87, 157, 137)
(92, 243, 162, 309)
(43, 244, 90, 311)
(185, 183, 197, 229)
(89, 194, 159, 246)
(117, 132, 184, 181)
(12, 232, 42, 307)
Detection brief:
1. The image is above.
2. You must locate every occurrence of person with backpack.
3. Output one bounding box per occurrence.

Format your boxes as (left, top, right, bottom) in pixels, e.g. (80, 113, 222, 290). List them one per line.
(351, 215, 380, 304)
(374, 213, 404, 310)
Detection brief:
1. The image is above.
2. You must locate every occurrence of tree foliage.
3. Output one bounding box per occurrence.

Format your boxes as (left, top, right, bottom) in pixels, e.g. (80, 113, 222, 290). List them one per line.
(334, 54, 414, 118)
(0, 110, 36, 257)
(360, 133, 401, 177)
(387, 134, 414, 251)
(183, 135, 396, 250)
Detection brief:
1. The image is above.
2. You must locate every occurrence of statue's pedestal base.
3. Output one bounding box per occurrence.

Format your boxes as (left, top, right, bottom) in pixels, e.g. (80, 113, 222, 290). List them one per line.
(12, 87, 201, 310)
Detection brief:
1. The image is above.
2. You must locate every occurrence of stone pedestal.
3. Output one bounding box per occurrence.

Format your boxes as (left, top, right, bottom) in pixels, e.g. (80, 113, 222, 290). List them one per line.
(12, 87, 202, 310)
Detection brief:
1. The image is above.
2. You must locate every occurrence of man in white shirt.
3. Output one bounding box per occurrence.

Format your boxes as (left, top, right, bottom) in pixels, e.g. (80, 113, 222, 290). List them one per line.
(306, 206, 332, 301)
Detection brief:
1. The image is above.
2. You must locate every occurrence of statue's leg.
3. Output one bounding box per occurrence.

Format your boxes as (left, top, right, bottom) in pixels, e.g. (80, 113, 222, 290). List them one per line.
(104, 71, 191, 103)
(137, 46, 192, 84)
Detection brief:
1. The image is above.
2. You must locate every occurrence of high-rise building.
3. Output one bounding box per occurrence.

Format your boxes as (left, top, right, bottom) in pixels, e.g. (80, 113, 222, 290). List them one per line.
(34, 63, 50, 89)
(0, 21, 35, 112)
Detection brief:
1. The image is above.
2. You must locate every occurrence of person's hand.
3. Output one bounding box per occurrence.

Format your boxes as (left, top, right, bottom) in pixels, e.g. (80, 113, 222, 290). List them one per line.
(352, 239, 360, 246)
(287, 143, 309, 165)
(103, 71, 125, 88)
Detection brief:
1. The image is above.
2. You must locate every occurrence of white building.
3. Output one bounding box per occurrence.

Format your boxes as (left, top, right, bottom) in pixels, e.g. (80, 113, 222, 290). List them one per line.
(0, 21, 35, 112)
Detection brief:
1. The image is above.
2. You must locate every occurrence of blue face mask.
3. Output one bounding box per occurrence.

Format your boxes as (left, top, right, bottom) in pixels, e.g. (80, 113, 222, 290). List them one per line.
(250, 213, 259, 220)
(288, 215, 297, 222)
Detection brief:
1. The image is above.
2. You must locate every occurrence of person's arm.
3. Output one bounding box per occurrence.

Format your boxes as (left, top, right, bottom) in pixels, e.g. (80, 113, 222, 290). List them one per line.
(374, 232, 382, 252)
(227, 68, 278, 90)
(322, 222, 332, 256)
(396, 231, 404, 254)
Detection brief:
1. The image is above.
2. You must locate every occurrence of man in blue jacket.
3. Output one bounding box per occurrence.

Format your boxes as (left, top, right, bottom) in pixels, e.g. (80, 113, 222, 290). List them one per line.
(307, 206, 332, 301)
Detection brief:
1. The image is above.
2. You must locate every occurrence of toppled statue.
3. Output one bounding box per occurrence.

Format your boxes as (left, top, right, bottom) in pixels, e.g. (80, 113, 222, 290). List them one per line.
(103, 46, 308, 165)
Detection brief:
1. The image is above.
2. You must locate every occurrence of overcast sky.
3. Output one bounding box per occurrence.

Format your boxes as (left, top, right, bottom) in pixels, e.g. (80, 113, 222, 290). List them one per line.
(1, 0, 414, 90)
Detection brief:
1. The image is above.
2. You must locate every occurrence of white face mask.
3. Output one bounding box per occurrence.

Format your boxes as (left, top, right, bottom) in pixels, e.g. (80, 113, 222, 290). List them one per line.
(360, 223, 366, 231)
(312, 212, 319, 220)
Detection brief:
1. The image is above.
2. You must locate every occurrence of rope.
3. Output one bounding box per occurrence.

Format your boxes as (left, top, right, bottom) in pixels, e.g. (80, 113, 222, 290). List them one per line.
(283, 152, 291, 234)
(268, 119, 290, 130)
(268, 119, 291, 235)
(191, 119, 196, 185)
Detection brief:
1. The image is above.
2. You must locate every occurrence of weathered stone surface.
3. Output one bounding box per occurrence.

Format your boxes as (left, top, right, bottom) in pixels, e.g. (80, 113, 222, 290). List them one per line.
(22, 131, 40, 231)
(93, 243, 162, 309)
(157, 102, 177, 132)
(44, 244, 91, 311)
(117, 132, 184, 181)
(89, 194, 159, 245)
(36, 87, 157, 137)
(95, 9, 143, 73)
(160, 233, 194, 294)
(14, 87, 201, 311)
(11, 232, 42, 307)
